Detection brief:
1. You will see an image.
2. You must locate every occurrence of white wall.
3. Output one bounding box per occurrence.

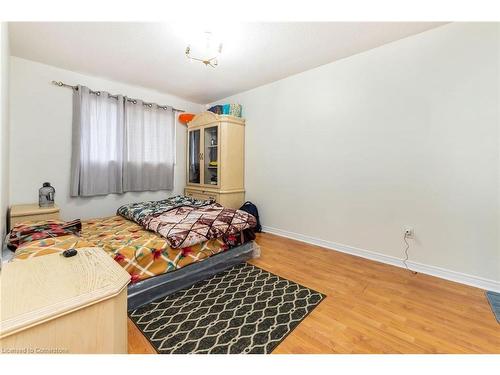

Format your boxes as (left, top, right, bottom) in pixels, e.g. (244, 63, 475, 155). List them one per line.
(9, 57, 203, 220)
(0, 23, 10, 243)
(211, 23, 500, 285)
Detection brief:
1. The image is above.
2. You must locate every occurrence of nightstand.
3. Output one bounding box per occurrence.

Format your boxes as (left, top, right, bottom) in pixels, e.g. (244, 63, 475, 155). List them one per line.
(9, 204, 60, 229)
(0, 248, 130, 353)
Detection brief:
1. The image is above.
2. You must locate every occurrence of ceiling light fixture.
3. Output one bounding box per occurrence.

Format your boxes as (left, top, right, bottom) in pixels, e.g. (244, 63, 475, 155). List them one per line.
(185, 31, 223, 68)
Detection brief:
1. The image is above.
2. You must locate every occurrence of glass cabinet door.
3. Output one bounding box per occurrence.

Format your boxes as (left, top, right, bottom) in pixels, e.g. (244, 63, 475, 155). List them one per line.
(204, 126, 219, 186)
(188, 129, 201, 184)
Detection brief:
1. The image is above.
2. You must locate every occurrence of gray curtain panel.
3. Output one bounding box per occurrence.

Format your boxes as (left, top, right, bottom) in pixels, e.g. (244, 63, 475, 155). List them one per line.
(123, 99, 175, 192)
(71, 86, 176, 196)
(70, 85, 125, 196)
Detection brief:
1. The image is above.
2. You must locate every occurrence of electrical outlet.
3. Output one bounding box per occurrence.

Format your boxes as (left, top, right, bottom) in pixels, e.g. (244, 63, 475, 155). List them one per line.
(404, 226, 414, 239)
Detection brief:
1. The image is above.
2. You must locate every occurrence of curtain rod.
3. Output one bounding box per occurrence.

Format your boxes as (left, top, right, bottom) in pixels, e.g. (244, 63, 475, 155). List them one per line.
(51, 81, 185, 112)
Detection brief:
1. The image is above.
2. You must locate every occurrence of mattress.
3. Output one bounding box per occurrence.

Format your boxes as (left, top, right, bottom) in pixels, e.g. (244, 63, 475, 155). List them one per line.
(11, 215, 234, 283)
(127, 241, 260, 310)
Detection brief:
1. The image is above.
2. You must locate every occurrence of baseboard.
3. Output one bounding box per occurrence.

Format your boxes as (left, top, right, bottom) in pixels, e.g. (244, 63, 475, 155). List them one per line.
(262, 225, 500, 293)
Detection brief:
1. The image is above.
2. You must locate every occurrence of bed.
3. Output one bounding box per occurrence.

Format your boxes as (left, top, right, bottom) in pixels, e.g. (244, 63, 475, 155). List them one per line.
(8, 197, 259, 310)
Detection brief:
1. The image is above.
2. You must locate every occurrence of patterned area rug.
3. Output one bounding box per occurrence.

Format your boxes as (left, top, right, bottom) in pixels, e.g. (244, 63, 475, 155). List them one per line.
(129, 263, 325, 354)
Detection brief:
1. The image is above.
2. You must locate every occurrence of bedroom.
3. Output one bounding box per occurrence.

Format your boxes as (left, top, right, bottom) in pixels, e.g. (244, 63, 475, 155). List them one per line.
(0, 0, 499, 372)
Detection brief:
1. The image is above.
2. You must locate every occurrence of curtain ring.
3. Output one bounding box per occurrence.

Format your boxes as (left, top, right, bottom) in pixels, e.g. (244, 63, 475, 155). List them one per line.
(148, 103, 152, 108)
(133, 100, 137, 104)
(96, 91, 101, 96)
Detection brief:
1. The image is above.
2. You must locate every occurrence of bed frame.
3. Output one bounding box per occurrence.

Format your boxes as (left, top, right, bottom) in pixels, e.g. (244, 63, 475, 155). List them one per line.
(127, 241, 260, 311)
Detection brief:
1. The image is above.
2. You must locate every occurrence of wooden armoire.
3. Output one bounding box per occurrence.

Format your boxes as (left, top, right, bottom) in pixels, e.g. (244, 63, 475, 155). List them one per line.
(184, 111, 245, 209)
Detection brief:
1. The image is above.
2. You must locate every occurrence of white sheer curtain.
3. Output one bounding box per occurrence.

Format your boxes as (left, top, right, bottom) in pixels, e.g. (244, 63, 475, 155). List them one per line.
(70, 86, 124, 196)
(123, 99, 175, 192)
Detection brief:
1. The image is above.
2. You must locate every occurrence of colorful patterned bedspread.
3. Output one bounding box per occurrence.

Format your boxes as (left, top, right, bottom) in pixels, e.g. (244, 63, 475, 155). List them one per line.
(147, 204, 257, 248)
(12, 216, 237, 283)
(117, 196, 256, 248)
(117, 195, 212, 227)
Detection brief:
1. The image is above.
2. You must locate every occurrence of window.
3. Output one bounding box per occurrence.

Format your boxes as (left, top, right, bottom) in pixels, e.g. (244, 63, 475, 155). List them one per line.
(70, 85, 175, 197)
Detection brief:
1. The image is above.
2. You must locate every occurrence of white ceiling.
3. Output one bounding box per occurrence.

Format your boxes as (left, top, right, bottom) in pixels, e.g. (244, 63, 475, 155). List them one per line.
(9, 22, 445, 104)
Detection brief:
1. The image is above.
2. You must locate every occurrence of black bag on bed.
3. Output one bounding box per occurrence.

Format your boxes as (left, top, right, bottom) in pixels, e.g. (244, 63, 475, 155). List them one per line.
(239, 201, 262, 232)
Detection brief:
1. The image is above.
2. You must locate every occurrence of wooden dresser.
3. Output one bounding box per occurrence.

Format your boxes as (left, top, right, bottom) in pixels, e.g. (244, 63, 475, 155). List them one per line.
(9, 204, 60, 229)
(0, 248, 130, 354)
(185, 111, 245, 209)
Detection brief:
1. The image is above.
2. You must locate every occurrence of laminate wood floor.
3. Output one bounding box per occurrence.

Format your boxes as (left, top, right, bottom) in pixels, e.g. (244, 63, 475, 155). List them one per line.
(128, 232, 500, 354)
